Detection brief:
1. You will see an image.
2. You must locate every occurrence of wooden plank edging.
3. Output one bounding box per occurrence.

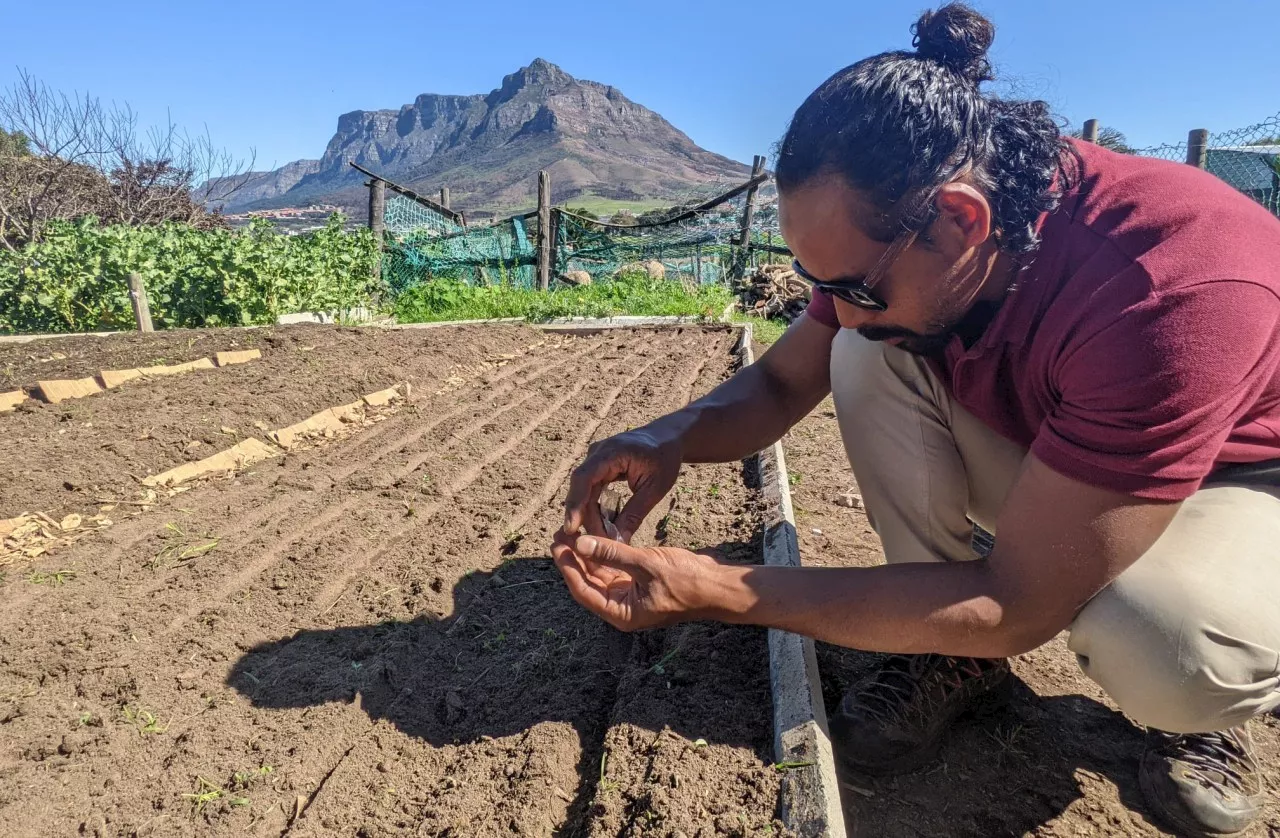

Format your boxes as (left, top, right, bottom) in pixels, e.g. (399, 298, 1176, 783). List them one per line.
(739, 324, 848, 837)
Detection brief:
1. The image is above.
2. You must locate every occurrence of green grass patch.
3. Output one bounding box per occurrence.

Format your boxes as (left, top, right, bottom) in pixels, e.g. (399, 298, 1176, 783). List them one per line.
(393, 274, 732, 324)
(729, 313, 788, 346)
(560, 196, 672, 218)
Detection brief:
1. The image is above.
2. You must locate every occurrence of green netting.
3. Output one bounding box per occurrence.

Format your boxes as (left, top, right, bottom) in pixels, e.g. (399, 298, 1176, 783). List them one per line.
(382, 193, 537, 293)
(1137, 112, 1280, 217)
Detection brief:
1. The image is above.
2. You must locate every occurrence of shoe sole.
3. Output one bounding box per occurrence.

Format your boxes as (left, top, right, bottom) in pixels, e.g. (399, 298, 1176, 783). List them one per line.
(837, 671, 1016, 777)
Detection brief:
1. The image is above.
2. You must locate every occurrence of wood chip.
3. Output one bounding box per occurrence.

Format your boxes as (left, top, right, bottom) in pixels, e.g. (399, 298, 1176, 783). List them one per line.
(142, 438, 281, 487)
(270, 402, 365, 449)
(0, 390, 27, 413)
(35, 377, 103, 404)
(98, 368, 143, 389)
(362, 383, 407, 408)
(137, 357, 215, 377)
(214, 349, 261, 367)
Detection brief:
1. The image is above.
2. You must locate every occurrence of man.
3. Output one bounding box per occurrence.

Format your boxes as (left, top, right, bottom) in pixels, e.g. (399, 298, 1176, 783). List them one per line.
(551, 4, 1280, 836)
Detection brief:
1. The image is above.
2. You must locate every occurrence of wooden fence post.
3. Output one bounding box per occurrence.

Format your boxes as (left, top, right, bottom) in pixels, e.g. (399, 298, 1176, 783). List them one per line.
(1082, 119, 1099, 144)
(694, 243, 703, 285)
(368, 179, 386, 281)
(536, 170, 552, 291)
(1186, 128, 1209, 169)
(734, 155, 767, 279)
(128, 273, 154, 332)
(440, 187, 450, 210)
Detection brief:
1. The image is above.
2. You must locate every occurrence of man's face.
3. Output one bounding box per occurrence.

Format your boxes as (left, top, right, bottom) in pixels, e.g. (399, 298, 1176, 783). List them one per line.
(779, 176, 993, 355)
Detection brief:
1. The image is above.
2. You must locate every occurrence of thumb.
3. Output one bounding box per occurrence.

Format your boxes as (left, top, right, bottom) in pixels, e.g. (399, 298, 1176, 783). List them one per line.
(573, 534, 651, 572)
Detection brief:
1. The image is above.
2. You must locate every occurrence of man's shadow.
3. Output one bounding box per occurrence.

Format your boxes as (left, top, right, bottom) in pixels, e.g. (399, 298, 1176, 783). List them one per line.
(226, 545, 774, 829)
(818, 645, 1177, 837)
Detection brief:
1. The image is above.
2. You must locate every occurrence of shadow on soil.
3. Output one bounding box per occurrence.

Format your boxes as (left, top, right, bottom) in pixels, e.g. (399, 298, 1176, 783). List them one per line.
(227, 539, 773, 833)
(819, 648, 1165, 837)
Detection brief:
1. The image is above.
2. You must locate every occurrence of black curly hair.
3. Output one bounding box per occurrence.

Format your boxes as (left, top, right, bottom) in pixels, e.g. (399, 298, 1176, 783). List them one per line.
(775, 2, 1070, 255)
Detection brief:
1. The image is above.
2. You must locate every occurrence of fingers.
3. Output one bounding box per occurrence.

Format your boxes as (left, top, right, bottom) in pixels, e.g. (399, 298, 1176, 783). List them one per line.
(572, 535, 651, 574)
(551, 541, 610, 615)
(563, 456, 618, 535)
(613, 480, 666, 544)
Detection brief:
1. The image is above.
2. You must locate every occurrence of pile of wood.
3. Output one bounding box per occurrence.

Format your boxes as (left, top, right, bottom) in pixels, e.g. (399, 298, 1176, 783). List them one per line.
(736, 264, 811, 322)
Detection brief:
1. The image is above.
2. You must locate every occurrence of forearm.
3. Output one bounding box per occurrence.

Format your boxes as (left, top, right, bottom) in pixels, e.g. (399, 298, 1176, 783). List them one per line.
(705, 561, 1052, 658)
(649, 362, 824, 464)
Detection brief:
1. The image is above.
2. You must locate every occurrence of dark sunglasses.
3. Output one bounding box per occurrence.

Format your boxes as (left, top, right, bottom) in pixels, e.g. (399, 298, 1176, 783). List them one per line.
(791, 223, 923, 313)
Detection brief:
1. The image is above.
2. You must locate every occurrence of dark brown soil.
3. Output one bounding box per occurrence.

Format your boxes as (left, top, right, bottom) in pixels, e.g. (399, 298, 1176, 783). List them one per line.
(0, 325, 785, 838)
(782, 396, 1280, 837)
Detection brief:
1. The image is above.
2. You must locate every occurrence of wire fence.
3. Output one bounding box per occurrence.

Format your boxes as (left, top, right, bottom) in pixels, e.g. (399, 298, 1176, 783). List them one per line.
(375, 110, 1280, 294)
(1134, 111, 1280, 216)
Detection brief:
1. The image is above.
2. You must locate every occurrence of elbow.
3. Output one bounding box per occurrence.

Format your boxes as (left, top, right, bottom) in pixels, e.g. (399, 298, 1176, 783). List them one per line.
(959, 596, 1063, 658)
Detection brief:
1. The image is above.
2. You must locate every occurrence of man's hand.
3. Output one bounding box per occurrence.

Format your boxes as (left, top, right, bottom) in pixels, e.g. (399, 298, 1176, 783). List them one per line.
(550, 531, 724, 631)
(562, 426, 683, 542)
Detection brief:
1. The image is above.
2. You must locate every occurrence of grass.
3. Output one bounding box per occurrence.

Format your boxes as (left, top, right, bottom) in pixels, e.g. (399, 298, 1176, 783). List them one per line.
(560, 196, 672, 218)
(728, 312, 788, 346)
(121, 705, 166, 735)
(393, 274, 731, 324)
(27, 569, 76, 586)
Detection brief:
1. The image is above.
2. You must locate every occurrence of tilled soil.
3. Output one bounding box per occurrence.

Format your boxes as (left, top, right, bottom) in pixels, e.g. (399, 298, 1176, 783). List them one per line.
(782, 396, 1280, 838)
(0, 325, 785, 838)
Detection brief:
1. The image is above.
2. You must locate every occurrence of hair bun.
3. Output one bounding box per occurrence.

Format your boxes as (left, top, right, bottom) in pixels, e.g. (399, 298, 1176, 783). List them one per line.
(912, 3, 995, 83)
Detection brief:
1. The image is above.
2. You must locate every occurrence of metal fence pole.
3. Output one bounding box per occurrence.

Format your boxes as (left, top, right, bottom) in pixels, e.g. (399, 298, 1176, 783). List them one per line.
(1082, 119, 1099, 144)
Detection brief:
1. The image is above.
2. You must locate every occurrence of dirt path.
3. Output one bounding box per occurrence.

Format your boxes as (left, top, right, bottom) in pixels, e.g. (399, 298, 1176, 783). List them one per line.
(782, 396, 1279, 837)
(0, 325, 785, 837)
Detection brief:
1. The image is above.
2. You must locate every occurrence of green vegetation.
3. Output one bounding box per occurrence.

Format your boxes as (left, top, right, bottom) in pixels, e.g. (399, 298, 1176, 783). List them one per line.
(559, 195, 671, 218)
(729, 312, 788, 346)
(393, 273, 731, 323)
(0, 214, 379, 334)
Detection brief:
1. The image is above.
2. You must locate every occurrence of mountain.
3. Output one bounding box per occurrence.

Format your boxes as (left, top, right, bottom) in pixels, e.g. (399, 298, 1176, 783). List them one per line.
(218, 59, 750, 219)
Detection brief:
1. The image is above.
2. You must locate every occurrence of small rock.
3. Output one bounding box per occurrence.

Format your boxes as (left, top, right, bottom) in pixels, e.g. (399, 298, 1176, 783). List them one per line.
(834, 490, 864, 510)
(271, 577, 289, 590)
(810, 528, 823, 536)
(182, 440, 203, 455)
(552, 786, 571, 802)
(503, 763, 516, 778)
(376, 761, 390, 773)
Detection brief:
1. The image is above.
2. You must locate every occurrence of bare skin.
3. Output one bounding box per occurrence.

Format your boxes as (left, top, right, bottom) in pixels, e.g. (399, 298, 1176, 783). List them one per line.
(552, 175, 1180, 659)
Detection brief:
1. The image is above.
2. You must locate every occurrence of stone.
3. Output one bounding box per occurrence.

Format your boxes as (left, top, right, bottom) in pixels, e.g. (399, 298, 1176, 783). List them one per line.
(562, 270, 592, 286)
(643, 260, 666, 280)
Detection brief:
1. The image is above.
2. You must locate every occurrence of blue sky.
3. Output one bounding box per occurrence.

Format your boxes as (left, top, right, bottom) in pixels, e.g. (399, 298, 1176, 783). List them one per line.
(3, 0, 1277, 173)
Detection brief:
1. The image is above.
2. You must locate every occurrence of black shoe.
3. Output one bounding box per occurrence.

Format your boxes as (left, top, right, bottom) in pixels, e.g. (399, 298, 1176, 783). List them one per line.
(829, 653, 1012, 775)
(1139, 727, 1263, 837)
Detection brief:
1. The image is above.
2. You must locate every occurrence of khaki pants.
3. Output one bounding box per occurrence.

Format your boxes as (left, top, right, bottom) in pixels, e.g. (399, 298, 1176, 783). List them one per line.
(829, 328, 1280, 733)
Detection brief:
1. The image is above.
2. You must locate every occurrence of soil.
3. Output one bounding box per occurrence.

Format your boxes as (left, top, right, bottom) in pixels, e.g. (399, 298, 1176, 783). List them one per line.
(0, 324, 786, 838)
(781, 395, 1280, 838)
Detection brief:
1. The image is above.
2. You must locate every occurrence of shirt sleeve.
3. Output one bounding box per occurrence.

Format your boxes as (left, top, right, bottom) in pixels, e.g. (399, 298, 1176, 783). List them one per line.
(805, 288, 840, 329)
(1031, 280, 1280, 500)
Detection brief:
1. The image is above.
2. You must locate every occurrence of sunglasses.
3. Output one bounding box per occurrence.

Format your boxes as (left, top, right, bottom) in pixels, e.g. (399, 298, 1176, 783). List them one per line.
(791, 221, 924, 313)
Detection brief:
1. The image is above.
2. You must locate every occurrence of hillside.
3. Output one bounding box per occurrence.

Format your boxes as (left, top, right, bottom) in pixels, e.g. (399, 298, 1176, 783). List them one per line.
(222, 59, 750, 219)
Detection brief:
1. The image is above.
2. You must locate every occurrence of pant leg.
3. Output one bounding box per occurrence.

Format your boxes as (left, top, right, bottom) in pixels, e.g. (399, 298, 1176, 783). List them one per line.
(827, 328, 1026, 565)
(1069, 483, 1280, 732)
(828, 327, 1280, 731)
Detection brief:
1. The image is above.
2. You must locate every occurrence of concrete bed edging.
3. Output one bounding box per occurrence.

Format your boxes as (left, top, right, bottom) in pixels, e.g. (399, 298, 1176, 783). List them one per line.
(736, 324, 848, 837)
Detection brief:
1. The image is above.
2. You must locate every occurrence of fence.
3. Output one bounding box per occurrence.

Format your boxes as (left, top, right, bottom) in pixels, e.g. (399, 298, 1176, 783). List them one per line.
(1117, 112, 1280, 216)
(367, 110, 1280, 295)
(361, 156, 780, 294)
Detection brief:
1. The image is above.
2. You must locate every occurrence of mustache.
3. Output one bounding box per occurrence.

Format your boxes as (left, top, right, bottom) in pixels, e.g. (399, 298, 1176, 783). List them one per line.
(856, 325, 926, 342)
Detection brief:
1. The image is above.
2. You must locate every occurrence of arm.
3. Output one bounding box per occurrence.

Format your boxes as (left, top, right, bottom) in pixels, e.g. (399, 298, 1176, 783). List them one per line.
(658, 312, 837, 463)
(554, 454, 1180, 657)
(562, 314, 836, 538)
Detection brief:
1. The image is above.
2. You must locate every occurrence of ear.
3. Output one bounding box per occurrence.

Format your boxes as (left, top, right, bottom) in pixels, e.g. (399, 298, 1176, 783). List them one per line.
(931, 183, 993, 255)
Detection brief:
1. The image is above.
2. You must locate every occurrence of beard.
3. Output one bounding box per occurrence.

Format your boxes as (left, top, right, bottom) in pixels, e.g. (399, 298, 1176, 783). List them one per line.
(856, 322, 956, 356)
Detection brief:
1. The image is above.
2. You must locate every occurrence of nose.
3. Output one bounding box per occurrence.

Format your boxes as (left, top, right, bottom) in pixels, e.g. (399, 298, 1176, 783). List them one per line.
(834, 298, 877, 331)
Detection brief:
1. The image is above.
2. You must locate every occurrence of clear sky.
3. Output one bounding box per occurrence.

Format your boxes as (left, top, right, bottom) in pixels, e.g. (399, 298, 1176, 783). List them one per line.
(3, 0, 1277, 173)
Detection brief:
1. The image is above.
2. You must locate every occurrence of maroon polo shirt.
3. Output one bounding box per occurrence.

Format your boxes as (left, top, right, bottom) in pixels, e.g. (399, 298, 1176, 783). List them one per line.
(807, 139, 1280, 500)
